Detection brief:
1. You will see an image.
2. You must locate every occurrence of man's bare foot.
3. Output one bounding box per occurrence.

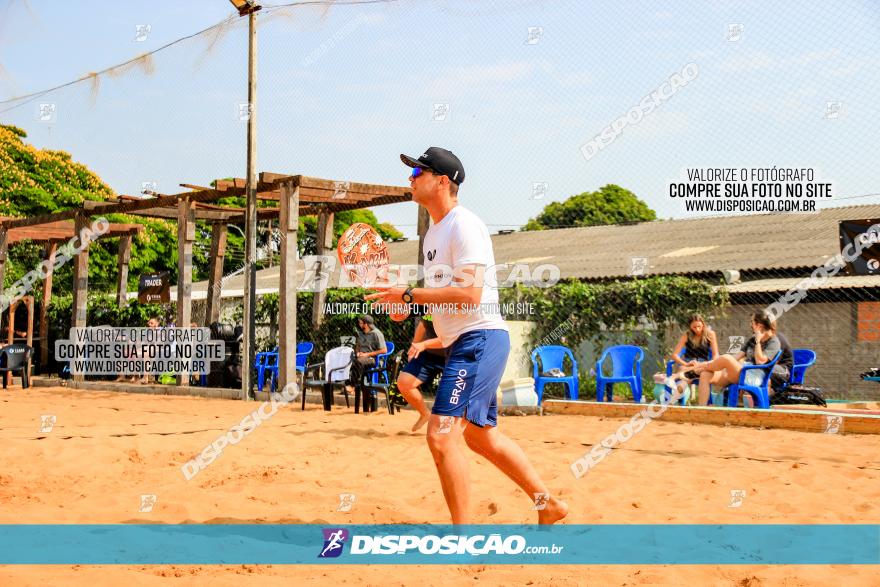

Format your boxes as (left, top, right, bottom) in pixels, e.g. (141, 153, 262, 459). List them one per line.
(411, 412, 430, 432)
(537, 496, 568, 525)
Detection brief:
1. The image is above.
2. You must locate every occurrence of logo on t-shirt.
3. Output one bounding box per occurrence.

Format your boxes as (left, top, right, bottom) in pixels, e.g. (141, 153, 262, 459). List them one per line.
(426, 249, 436, 261)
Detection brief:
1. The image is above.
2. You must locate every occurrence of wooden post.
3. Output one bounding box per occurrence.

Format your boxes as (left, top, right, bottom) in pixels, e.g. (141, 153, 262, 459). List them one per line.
(205, 224, 227, 327)
(311, 209, 334, 329)
(0, 226, 8, 302)
(116, 233, 132, 308)
(176, 197, 196, 387)
(39, 241, 57, 369)
(278, 179, 299, 396)
(0, 225, 8, 383)
(71, 214, 90, 382)
(25, 294, 33, 348)
(5, 294, 12, 385)
(71, 214, 90, 330)
(416, 206, 431, 287)
(25, 295, 34, 385)
(267, 219, 273, 268)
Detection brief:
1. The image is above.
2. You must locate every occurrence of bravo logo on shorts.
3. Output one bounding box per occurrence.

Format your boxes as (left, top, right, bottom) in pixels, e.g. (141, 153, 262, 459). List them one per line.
(450, 369, 468, 405)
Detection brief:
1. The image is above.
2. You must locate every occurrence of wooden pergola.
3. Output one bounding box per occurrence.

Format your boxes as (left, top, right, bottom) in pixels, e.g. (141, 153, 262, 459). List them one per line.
(0, 173, 429, 398)
(0, 218, 143, 369)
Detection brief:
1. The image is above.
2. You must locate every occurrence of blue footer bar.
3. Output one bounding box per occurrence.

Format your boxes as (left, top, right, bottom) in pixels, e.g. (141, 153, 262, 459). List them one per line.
(0, 524, 877, 564)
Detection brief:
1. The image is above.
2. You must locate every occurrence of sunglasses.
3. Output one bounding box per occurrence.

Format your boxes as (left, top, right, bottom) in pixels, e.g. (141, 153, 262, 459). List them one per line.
(410, 166, 434, 179)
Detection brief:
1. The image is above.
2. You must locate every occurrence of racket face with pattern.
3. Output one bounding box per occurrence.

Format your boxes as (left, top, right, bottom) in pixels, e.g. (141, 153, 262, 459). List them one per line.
(336, 222, 409, 321)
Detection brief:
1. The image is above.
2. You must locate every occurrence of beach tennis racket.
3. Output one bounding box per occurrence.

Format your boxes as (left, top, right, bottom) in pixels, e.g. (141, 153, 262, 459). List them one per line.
(337, 222, 410, 322)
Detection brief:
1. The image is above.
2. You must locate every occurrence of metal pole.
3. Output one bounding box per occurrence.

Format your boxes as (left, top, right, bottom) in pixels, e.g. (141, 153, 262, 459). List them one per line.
(241, 9, 258, 401)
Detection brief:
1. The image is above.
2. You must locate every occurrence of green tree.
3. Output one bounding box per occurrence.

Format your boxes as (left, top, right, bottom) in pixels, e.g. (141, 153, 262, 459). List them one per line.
(299, 209, 403, 256)
(523, 184, 656, 231)
(0, 123, 179, 294)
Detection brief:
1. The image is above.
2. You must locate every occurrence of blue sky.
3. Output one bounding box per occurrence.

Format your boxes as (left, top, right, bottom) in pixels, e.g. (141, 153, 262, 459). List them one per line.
(2, 0, 879, 237)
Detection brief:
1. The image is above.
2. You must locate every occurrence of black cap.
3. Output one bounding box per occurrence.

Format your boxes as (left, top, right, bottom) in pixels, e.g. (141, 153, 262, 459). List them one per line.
(400, 147, 465, 185)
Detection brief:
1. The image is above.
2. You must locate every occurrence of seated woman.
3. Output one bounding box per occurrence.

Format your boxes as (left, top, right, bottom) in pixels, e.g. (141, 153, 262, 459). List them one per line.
(667, 314, 719, 400)
(693, 311, 787, 406)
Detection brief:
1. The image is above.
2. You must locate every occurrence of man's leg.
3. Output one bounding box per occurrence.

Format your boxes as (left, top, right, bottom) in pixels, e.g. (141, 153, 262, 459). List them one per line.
(698, 370, 731, 405)
(426, 414, 470, 524)
(462, 423, 568, 524)
(346, 357, 372, 402)
(396, 372, 430, 432)
(697, 371, 714, 405)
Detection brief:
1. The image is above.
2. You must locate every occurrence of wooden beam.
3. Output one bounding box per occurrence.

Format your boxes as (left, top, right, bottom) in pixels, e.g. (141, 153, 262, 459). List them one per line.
(278, 179, 300, 396)
(416, 206, 430, 288)
(311, 209, 334, 329)
(1, 189, 230, 230)
(176, 197, 196, 387)
(116, 234, 132, 307)
(258, 187, 405, 203)
(258, 172, 296, 185)
(39, 241, 57, 368)
(82, 201, 237, 222)
(6, 221, 143, 244)
(70, 214, 89, 382)
(261, 173, 411, 198)
(205, 224, 227, 327)
(540, 400, 880, 435)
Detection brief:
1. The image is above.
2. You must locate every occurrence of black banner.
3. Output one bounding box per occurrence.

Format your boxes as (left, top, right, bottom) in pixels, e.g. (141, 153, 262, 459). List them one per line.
(138, 271, 170, 304)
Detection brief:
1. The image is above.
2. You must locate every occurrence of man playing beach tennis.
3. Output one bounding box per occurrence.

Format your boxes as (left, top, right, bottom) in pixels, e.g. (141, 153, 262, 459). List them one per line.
(365, 147, 568, 525)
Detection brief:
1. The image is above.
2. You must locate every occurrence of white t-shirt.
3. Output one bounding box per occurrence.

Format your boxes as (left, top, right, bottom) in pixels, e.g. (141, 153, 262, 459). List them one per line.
(421, 205, 507, 347)
(325, 347, 354, 382)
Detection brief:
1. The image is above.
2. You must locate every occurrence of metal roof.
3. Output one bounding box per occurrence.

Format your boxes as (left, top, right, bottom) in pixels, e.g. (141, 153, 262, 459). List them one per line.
(182, 203, 880, 298)
(722, 274, 880, 294)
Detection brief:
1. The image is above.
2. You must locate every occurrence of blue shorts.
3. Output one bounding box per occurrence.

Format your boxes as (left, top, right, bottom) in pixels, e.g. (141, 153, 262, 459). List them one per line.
(401, 350, 446, 383)
(432, 329, 510, 428)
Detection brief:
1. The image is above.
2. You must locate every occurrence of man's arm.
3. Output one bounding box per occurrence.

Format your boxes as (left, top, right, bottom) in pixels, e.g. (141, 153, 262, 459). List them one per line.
(754, 336, 780, 365)
(671, 333, 688, 365)
(408, 337, 443, 359)
(365, 265, 485, 307)
(374, 330, 387, 356)
(413, 320, 427, 343)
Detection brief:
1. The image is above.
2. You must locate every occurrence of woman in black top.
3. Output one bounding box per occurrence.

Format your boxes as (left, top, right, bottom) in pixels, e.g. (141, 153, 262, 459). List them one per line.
(668, 314, 719, 401)
(694, 311, 784, 406)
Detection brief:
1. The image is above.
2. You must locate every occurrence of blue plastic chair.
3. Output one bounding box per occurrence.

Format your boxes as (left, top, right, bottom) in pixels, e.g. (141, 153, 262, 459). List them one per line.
(725, 351, 782, 409)
(664, 347, 714, 405)
(789, 349, 817, 386)
(531, 345, 579, 404)
(268, 342, 314, 392)
(595, 345, 644, 403)
(371, 342, 395, 385)
(254, 347, 278, 392)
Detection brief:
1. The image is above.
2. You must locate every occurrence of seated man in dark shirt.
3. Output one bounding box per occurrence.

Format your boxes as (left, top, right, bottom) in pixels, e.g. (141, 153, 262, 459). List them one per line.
(346, 314, 387, 394)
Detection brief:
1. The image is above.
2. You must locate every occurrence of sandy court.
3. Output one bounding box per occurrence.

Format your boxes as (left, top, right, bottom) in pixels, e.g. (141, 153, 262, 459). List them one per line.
(1, 385, 878, 586)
